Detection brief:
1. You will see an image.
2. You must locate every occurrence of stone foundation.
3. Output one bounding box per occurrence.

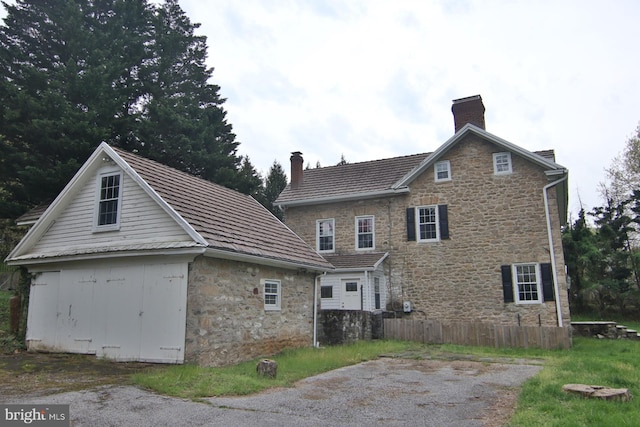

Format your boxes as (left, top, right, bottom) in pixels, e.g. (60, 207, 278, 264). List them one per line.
(318, 310, 383, 345)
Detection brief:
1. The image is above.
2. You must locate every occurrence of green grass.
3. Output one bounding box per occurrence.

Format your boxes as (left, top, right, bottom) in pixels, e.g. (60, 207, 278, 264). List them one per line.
(134, 337, 640, 427)
(132, 340, 418, 398)
(509, 337, 640, 427)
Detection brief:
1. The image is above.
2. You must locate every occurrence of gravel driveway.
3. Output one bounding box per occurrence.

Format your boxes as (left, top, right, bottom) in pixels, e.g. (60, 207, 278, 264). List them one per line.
(4, 357, 542, 427)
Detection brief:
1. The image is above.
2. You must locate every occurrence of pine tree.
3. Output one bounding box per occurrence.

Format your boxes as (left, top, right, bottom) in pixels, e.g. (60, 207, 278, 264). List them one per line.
(262, 161, 288, 220)
(0, 0, 258, 219)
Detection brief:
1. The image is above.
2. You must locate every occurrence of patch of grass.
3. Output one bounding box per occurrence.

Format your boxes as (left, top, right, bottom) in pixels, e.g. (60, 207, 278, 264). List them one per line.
(134, 337, 640, 426)
(132, 340, 419, 398)
(508, 337, 640, 427)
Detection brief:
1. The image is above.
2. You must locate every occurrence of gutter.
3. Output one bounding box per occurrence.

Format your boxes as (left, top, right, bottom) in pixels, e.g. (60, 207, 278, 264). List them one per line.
(313, 272, 327, 348)
(543, 174, 568, 327)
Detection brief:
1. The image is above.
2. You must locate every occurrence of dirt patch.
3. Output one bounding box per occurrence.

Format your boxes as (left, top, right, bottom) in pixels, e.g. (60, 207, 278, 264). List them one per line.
(0, 351, 162, 400)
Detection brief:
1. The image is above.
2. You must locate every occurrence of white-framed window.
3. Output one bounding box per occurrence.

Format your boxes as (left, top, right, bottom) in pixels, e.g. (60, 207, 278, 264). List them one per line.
(434, 160, 451, 182)
(493, 152, 512, 175)
(356, 215, 374, 250)
(417, 205, 439, 242)
(317, 219, 335, 253)
(262, 279, 281, 311)
(513, 264, 542, 304)
(374, 277, 381, 310)
(94, 171, 123, 231)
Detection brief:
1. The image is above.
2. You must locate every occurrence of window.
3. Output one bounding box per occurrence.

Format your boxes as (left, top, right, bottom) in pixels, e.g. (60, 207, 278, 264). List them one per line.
(493, 152, 512, 175)
(513, 264, 541, 304)
(374, 277, 381, 310)
(263, 279, 281, 311)
(501, 263, 554, 304)
(434, 160, 451, 182)
(417, 206, 439, 242)
(320, 286, 333, 299)
(406, 205, 449, 242)
(95, 171, 122, 230)
(317, 219, 335, 252)
(345, 282, 358, 292)
(356, 216, 374, 250)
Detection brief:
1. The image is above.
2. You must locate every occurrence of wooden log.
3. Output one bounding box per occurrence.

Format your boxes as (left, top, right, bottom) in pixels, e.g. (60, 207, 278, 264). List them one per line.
(256, 359, 278, 379)
(562, 384, 631, 402)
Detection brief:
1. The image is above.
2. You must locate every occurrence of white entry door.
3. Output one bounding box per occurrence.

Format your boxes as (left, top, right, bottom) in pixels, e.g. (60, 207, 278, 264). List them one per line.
(340, 279, 361, 310)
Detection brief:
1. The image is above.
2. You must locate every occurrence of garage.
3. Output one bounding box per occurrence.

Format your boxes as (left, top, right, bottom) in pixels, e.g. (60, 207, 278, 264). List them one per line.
(26, 260, 188, 364)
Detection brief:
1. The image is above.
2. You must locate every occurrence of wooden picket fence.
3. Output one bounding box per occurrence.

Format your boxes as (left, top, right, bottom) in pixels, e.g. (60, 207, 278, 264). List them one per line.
(383, 318, 572, 350)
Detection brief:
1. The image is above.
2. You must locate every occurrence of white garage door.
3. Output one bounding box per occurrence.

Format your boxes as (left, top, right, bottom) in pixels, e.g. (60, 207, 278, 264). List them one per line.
(26, 261, 188, 363)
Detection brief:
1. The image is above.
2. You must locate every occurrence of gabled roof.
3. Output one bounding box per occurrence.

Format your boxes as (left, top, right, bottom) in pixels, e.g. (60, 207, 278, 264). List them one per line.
(275, 124, 568, 220)
(393, 123, 566, 188)
(7, 143, 333, 271)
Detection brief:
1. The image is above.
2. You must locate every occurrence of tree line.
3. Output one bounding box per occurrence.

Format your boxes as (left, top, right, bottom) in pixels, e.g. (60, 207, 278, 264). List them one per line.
(0, 0, 288, 260)
(563, 124, 640, 318)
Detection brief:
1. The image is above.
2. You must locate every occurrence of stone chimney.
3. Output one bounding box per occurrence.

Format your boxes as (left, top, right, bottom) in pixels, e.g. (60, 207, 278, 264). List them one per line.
(290, 151, 304, 189)
(451, 95, 485, 132)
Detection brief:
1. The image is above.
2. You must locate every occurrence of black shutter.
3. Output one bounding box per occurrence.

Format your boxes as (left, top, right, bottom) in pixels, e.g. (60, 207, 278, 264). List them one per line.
(406, 207, 416, 241)
(541, 263, 555, 301)
(501, 265, 514, 303)
(438, 205, 449, 239)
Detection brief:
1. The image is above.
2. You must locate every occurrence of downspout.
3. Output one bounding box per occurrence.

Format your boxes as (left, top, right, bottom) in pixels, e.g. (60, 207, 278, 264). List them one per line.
(543, 175, 568, 327)
(313, 272, 326, 348)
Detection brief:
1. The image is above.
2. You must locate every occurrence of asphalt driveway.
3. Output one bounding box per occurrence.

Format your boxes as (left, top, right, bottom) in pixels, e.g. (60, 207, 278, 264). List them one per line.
(3, 356, 543, 427)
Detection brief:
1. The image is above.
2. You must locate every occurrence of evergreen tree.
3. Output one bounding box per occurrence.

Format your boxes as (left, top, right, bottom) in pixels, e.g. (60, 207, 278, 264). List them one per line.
(235, 156, 263, 202)
(0, 0, 258, 219)
(262, 160, 287, 220)
(562, 209, 600, 312)
(589, 200, 634, 314)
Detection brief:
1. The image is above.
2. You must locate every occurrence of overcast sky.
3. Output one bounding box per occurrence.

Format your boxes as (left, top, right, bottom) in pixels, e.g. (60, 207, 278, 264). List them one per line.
(177, 0, 640, 219)
(3, 1, 639, 219)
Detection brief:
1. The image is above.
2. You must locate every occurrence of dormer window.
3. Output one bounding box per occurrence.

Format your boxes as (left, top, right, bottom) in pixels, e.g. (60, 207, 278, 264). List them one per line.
(493, 152, 512, 175)
(95, 171, 122, 231)
(434, 160, 451, 182)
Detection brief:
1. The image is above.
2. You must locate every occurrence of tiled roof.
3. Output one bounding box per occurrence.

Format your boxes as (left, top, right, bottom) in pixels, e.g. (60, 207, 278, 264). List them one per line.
(276, 144, 558, 207)
(275, 153, 428, 205)
(113, 148, 332, 271)
(322, 252, 388, 271)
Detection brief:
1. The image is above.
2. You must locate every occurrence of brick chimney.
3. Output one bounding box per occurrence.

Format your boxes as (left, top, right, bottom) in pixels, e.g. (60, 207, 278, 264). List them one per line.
(451, 95, 485, 132)
(290, 151, 304, 189)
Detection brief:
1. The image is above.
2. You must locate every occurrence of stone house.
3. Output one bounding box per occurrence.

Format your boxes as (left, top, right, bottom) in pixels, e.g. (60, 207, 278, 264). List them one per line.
(275, 95, 571, 330)
(5, 142, 332, 366)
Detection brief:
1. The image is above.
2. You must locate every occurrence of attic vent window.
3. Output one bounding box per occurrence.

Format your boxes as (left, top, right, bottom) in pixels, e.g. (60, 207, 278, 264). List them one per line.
(493, 152, 512, 175)
(95, 171, 122, 231)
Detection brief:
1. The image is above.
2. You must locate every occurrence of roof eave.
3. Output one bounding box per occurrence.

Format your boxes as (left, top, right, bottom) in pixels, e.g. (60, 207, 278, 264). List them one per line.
(6, 247, 206, 267)
(276, 188, 410, 208)
(203, 247, 334, 272)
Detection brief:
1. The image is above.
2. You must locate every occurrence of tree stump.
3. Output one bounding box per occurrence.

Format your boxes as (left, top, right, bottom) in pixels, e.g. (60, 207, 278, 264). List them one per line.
(562, 384, 631, 401)
(256, 359, 278, 379)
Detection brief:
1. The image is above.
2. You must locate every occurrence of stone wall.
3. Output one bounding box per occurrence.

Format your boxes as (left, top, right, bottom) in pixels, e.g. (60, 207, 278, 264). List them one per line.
(284, 133, 570, 328)
(185, 256, 316, 367)
(317, 310, 383, 345)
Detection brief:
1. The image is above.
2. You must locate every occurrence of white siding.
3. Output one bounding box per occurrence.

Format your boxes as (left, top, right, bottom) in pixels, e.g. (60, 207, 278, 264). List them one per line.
(26, 260, 188, 363)
(320, 267, 387, 312)
(32, 166, 192, 254)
